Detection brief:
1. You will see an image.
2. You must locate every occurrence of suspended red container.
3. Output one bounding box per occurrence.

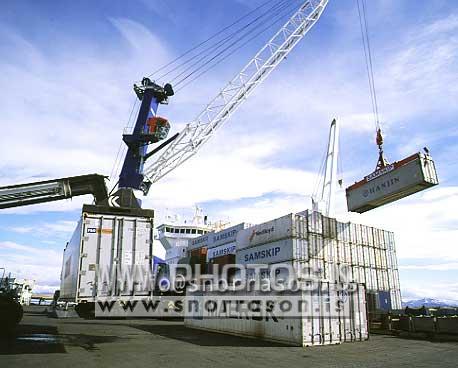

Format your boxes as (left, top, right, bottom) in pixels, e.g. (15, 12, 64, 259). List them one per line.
(346, 152, 439, 213)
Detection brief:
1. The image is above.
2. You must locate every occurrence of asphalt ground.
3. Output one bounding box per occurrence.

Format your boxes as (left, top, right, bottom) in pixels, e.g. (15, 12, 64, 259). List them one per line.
(0, 305, 457, 368)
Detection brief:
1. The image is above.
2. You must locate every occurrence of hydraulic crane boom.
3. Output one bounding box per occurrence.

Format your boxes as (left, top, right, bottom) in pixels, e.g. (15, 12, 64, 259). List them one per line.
(140, 0, 329, 192)
(0, 174, 108, 209)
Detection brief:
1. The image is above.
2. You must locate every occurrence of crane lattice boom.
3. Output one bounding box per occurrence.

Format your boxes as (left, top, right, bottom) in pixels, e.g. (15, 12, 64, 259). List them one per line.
(142, 0, 329, 188)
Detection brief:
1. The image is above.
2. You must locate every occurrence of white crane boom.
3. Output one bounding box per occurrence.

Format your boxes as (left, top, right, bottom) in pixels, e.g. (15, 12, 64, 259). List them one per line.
(312, 118, 340, 217)
(143, 0, 329, 185)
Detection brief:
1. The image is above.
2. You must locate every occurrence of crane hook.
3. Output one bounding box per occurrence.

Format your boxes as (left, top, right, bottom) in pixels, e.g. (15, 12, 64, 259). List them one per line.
(375, 128, 389, 171)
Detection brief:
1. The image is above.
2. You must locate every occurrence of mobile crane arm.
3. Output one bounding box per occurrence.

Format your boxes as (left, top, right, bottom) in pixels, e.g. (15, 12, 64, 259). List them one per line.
(138, 0, 329, 193)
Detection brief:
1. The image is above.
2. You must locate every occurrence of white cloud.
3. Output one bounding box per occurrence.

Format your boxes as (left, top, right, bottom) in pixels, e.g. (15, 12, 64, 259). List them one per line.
(0, 18, 172, 187)
(0, 241, 62, 293)
(400, 263, 458, 271)
(8, 220, 76, 234)
(336, 186, 458, 261)
(212, 194, 312, 225)
(402, 282, 458, 302)
(143, 133, 317, 209)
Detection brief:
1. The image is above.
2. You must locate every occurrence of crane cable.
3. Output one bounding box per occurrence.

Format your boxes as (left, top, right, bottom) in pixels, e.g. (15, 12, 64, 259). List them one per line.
(175, 0, 302, 91)
(145, 0, 301, 88)
(356, 0, 387, 169)
(153, 0, 291, 83)
(109, 97, 140, 185)
(171, 0, 296, 86)
(109, 0, 299, 193)
(144, 0, 279, 81)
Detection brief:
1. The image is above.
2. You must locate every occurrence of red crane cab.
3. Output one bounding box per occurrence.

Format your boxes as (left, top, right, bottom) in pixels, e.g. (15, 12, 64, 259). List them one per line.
(146, 116, 170, 142)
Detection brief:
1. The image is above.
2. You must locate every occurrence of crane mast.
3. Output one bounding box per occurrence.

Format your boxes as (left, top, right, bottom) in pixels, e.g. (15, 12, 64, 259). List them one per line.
(141, 0, 329, 191)
(313, 118, 340, 217)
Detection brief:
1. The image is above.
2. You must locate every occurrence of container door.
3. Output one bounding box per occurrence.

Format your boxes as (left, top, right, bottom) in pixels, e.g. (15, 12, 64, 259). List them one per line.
(96, 217, 117, 298)
(352, 285, 368, 340)
(119, 218, 152, 297)
(320, 283, 332, 345)
(79, 217, 103, 299)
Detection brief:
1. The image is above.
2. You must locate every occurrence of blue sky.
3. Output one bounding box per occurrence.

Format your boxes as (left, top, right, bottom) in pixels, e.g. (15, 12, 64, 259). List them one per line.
(0, 0, 457, 301)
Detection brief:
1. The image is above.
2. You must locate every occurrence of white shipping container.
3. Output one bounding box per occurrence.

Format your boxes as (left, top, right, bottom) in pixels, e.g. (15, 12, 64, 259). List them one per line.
(236, 214, 308, 249)
(390, 289, 402, 310)
(60, 205, 154, 302)
(309, 234, 325, 259)
(340, 242, 352, 264)
(206, 242, 236, 261)
(184, 283, 368, 347)
(188, 232, 213, 250)
(210, 223, 251, 248)
(388, 268, 401, 290)
(236, 238, 309, 265)
(240, 260, 315, 285)
(322, 217, 337, 239)
(230, 210, 401, 309)
(376, 268, 389, 291)
(323, 239, 336, 262)
(306, 211, 323, 235)
(336, 222, 344, 241)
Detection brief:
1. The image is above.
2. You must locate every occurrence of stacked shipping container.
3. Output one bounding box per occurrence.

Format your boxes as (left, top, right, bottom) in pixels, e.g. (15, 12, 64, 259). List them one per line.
(188, 211, 402, 310)
(185, 282, 368, 347)
(239, 211, 401, 310)
(185, 210, 402, 345)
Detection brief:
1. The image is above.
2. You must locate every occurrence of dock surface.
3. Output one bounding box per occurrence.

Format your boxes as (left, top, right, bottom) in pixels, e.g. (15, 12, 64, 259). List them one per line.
(1, 306, 457, 368)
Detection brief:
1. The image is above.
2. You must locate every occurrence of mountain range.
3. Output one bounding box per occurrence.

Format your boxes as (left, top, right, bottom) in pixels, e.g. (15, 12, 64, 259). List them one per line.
(402, 298, 458, 308)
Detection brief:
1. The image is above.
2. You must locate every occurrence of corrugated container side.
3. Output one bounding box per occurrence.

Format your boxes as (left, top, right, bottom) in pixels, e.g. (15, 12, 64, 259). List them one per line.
(210, 223, 250, 248)
(369, 247, 376, 267)
(185, 283, 368, 346)
(388, 268, 401, 291)
(336, 222, 344, 241)
(357, 244, 365, 267)
(323, 261, 340, 282)
(80, 215, 153, 299)
(362, 226, 369, 245)
(355, 224, 363, 244)
(322, 217, 337, 239)
(376, 268, 389, 291)
(389, 289, 402, 310)
(335, 241, 342, 263)
(60, 219, 83, 300)
(61, 210, 154, 303)
(363, 246, 370, 267)
(323, 239, 336, 262)
(346, 153, 439, 213)
(309, 233, 324, 259)
(372, 228, 380, 248)
(340, 242, 351, 264)
(352, 284, 369, 340)
(307, 211, 323, 235)
(189, 232, 213, 250)
(338, 287, 353, 341)
(236, 214, 296, 249)
(338, 222, 351, 243)
(329, 218, 338, 239)
(206, 242, 236, 261)
(345, 223, 352, 242)
(236, 238, 309, 265)
(367, 227, 375, 246)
